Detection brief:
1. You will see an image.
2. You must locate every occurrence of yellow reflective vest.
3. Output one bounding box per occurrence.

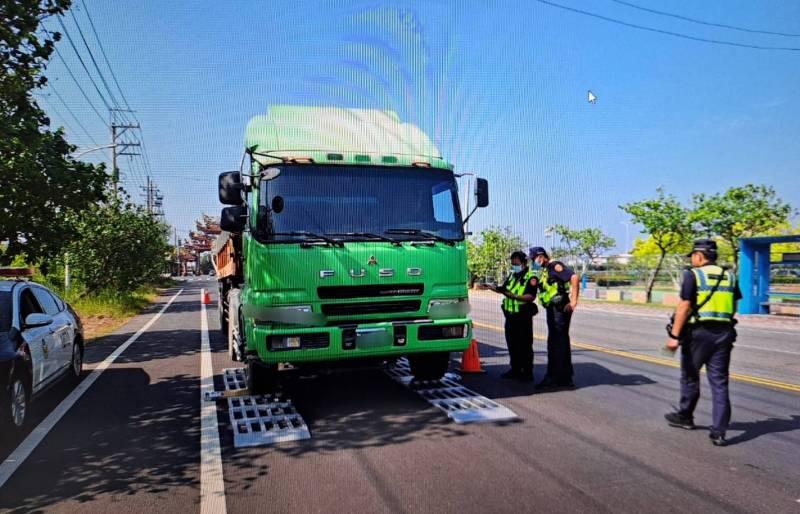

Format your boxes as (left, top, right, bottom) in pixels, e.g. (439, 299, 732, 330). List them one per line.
(690, 265, 736, 324)
(502, 269, 536, 314)
(539, 264, 570, 307)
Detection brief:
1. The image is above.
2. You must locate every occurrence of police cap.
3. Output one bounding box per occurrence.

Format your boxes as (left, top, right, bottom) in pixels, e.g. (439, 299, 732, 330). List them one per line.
(528, 246, 548, 258)
(688, 238, 718, 257)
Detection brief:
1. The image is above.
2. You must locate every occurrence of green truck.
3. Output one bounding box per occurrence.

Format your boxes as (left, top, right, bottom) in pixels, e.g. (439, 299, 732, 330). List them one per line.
(214, 105, 488, 392)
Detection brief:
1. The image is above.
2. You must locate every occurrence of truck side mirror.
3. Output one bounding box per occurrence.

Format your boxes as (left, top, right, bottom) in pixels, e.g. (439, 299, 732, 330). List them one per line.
(220, 205, 247, 232)
(219, 171, 243, 205)
(475, 178, 489, 208)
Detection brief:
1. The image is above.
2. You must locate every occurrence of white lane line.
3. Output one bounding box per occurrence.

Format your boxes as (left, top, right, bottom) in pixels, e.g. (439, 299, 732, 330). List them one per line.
(732, 343, 800, 356)
(0, 288, 183, 489)
(200, 291, 227, 514)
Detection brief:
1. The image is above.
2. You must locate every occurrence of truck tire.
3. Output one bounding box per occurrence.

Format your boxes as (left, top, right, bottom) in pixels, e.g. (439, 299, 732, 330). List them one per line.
(227, 316, 238, 362)
(408, 351, 451, 381)
(247, 359, 278, 394)
(218, 285, 228, 334)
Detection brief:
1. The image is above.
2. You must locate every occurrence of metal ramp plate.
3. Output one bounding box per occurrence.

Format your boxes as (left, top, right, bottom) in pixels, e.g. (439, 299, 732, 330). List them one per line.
(222, 368, 311, 447)
(386, 358, 519, 424)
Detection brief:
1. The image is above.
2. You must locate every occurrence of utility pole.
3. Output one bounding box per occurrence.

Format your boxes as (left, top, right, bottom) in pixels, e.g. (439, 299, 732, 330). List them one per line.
(110, 108, 140, 199)
(140, 176, 163, 216)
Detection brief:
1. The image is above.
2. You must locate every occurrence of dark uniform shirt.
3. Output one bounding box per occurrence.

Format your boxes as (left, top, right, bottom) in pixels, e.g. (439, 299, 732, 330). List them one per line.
(531, 261, 575, 293)
(679, 269, 743, 306)
(544, 261, 575, 284)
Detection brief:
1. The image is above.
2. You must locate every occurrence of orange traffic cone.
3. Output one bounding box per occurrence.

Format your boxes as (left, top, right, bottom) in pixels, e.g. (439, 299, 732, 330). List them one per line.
(458, 339, 486, 374)
(201, 289, 211, 305)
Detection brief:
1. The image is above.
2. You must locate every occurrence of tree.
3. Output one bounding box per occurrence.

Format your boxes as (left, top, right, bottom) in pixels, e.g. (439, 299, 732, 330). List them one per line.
(199, 253, 214, 275)
(65, 200, 171, 294)
(0, 0, 108, 265)
(620, 188, 694, 302)
(466, 226, 527, 286)
(630, 236, 691, 289)
(551, 225, 615, 272)
(691, 184, 794, 269)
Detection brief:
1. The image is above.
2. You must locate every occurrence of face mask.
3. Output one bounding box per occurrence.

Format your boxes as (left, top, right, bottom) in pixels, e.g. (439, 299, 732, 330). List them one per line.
(532, 261, 542, 270)
(511, 264, 522, 273)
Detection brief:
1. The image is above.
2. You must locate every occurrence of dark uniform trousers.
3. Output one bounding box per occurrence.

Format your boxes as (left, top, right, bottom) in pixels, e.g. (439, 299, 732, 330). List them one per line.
(504, 312, 534, 374)
(679, 324, 736, 435)
(545, 305, 573, 383)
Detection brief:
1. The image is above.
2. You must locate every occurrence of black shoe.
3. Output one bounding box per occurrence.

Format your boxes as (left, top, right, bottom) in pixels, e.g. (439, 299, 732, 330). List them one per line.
(517, 372, 534, 383)
(709, 433, 727, 446)
(554, 380, 575, 389)
(664, 412, 695, 430)
(500, 369, 519, 379)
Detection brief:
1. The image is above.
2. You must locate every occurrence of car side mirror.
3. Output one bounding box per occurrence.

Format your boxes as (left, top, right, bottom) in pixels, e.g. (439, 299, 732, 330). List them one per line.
(219, 171, 243, 206)
(475, 178, 489, 208)
(220, 205, 247, 232)
(24, 313, 53, 329)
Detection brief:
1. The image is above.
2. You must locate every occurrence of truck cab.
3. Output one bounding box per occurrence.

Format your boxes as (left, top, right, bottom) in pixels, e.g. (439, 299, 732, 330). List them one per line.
(214, 106, 488, 391)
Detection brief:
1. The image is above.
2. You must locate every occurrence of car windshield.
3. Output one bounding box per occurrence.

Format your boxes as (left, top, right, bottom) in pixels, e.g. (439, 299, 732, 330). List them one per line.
(256, 165, 464, 243)
(0, 291, 11, 333)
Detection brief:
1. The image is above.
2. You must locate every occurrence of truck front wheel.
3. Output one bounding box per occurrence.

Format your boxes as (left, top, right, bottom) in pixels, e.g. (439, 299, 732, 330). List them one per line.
(247, 359, 278, 394)
(408, 351, 451, 381)
(218, 284, 228, 334)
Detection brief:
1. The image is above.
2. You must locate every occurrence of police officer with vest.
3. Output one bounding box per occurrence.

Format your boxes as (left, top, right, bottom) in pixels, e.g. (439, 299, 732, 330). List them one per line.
(485, 251, 538, 382)
(528, 246, 581, 389)
(664, 239, 741, 446)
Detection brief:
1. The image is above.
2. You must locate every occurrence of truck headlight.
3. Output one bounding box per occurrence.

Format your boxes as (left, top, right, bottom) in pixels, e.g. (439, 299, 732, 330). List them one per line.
(427, 298, 470, 319)
(428, 298, 467, 309)
(278, 305, 312, 313)
(270, 336, 302, 350)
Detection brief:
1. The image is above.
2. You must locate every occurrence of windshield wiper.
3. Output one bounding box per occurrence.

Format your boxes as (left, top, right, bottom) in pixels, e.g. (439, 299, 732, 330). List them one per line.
(384, 228, 455, 246)
(325, 232, 402, 246)
(272, 231, 344, 247)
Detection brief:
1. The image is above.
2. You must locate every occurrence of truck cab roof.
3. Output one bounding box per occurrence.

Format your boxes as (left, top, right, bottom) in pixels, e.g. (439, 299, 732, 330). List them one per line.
(245, 105, 452, 170)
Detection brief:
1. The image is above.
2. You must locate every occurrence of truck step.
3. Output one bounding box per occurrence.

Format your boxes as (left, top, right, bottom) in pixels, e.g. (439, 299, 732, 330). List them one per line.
(386, 358, 519, 424)
(221, 368, 311, 447)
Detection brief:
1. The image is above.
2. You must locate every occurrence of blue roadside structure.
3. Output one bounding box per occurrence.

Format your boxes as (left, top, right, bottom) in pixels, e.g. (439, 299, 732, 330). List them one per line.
(738, 234, 800, 314)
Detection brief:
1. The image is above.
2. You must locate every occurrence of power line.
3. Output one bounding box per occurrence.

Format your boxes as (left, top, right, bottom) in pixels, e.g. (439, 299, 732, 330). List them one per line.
(54, 15, 114, 110)
(79, 0, 132, 110)
(68, 8, 121, 108)
(42, 24, 108, 126)
(608, 0, 800, 38)
(36, 95, 92, 147)
(535, 0, 800, 52)
(47, 82, 100, 146)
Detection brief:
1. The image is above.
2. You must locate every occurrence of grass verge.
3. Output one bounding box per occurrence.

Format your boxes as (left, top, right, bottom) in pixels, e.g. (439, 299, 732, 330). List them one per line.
(582, 298, 675, 311)
(66, 280, 175, 341)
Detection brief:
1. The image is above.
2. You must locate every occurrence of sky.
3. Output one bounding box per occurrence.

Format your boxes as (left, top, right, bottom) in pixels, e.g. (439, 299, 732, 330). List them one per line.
(39, 0, 800, 252)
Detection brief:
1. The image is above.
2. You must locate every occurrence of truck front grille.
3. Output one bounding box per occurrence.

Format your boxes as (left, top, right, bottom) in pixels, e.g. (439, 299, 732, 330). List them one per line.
(321, 300, 421, 316)
(317, 284, 424, 299)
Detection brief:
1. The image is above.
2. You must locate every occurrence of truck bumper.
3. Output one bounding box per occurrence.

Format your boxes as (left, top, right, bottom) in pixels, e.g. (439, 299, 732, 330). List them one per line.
(248, 318, 473, 364)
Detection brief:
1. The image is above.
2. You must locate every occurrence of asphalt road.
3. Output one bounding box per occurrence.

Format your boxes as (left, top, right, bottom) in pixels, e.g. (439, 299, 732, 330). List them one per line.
(1, 278, 798, 513)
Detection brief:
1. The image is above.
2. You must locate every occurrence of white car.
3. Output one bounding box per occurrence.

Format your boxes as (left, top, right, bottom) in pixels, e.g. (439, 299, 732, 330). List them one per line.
(0, 278, 84, 432)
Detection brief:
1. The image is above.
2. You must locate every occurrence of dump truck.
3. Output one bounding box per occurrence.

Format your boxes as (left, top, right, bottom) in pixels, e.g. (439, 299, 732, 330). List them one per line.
(213, 105, 488, 392)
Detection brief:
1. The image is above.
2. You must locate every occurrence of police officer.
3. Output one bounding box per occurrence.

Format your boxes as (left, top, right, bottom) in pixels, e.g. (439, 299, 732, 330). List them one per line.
(485, 251, 538, 382)
(664, 239, 741, 446)
(529, 246, 580, 389)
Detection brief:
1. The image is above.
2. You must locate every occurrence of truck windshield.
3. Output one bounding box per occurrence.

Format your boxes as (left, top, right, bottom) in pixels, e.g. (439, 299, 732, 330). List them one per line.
(257, 165, 464, 243)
